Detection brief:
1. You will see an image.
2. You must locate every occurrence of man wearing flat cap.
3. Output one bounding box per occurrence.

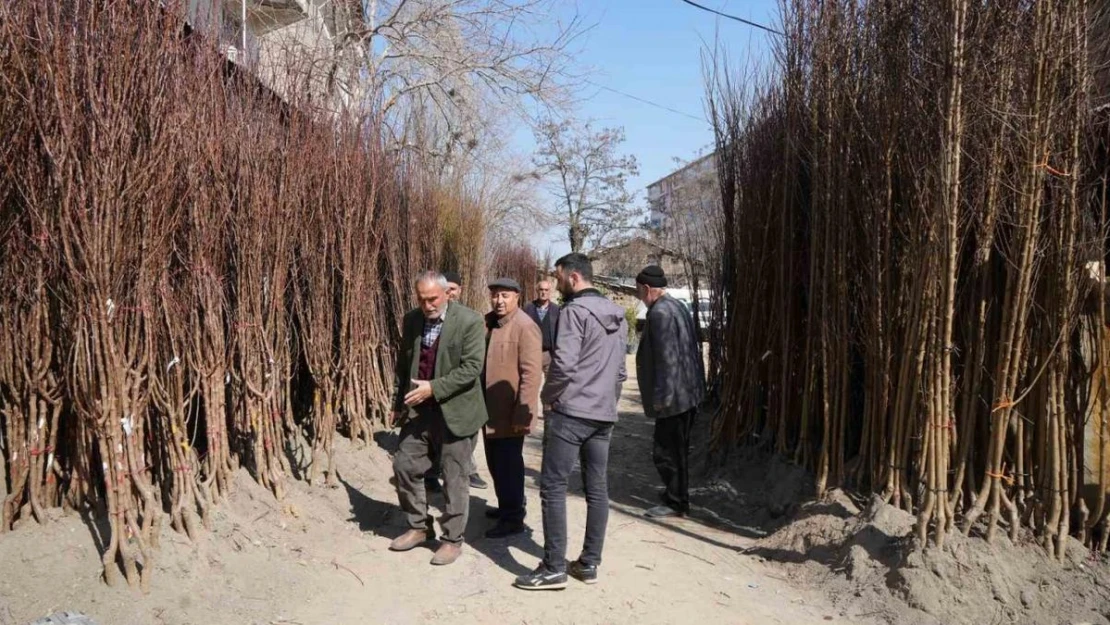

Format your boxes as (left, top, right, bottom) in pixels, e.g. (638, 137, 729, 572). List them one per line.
(635, 265, 705, 518)
(481, 277, 543, 538)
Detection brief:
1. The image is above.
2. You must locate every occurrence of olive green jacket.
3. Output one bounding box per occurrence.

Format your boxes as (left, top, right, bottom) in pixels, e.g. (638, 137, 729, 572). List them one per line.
(392, 302, 489, 437)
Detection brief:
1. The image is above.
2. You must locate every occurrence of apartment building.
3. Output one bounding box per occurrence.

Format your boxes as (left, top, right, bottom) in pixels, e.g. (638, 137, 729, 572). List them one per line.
(186, 0, 362, 117)
(645, 151, 718, 233)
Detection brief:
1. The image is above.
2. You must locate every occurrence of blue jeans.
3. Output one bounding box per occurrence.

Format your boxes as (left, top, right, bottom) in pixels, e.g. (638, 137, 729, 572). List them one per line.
(540, 412, 614, 572)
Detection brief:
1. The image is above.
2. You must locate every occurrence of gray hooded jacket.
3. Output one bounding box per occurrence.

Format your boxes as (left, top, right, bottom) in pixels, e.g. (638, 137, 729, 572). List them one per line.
(541, 289, 628, 422)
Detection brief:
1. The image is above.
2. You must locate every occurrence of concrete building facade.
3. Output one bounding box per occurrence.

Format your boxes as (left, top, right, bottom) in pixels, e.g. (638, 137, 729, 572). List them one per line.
(646, 151, 718, 233)
(186, 0, 362, 117)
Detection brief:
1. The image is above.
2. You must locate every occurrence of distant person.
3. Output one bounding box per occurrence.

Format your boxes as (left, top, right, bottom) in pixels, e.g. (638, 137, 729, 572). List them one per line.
(443, 270, 463, 301)
(425, 270, 489, 493)
(514, 253, 627, 591)
(389, 271, 488, 566)
(523, 279, 560, 412)
(523, 279, 561, 373)
(634, 265, 706, 518)
(481, 278, 543, 538)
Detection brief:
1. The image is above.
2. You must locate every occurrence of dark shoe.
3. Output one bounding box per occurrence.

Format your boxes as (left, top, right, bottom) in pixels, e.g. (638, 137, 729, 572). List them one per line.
(645, 505, 683, 518)
(484, 507, 502, 519)
(424, 476, 443, 493)
(568, 559, 598, 585)
(430, 541, 463, 565)
(513, 565, 568, 591)
(389, 528, 432, 552)
(469, 473, 489, 489)
(484, 520, 527, 539)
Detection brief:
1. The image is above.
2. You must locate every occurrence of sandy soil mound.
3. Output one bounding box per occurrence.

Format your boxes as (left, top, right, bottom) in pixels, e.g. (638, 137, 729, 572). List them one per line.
(749, 489, 1110, 625)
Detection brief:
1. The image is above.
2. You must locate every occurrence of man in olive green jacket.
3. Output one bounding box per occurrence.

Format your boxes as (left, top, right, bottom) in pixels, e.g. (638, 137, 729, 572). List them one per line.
(389, 271, 488, 566)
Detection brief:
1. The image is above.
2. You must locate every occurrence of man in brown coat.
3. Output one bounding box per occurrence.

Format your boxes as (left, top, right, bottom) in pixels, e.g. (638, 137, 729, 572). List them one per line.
(482, 277, 543, 538)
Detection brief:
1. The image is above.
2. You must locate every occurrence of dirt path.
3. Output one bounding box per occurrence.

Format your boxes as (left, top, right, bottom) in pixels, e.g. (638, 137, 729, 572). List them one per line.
(0, 357, 849, 625)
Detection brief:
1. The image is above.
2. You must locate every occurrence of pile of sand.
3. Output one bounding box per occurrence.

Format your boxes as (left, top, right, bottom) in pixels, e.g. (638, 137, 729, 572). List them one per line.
(750, 490, 1110, 625)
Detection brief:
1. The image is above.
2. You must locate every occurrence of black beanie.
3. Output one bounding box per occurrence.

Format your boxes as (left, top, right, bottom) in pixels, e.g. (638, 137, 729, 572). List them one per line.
(442, 270, 462, 286)
(635, 265, 667, 288)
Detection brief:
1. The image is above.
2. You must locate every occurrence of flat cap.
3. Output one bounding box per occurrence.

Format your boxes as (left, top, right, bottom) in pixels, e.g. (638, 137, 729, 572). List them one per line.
(488, 277, 522, 292)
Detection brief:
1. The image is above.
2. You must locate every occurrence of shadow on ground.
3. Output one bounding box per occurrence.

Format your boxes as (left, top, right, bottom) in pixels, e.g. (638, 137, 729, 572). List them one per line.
(362, 386, 810, 568)
(341, 475, 407, 540)
(469, 525, 544, 577)
(341, 467, 544, 574)
(599, 404, 820, 552)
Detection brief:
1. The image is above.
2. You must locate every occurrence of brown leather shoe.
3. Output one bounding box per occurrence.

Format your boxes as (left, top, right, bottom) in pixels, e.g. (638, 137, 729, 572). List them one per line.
(389, 528, 431, 552)
(430, 541, 462, 565)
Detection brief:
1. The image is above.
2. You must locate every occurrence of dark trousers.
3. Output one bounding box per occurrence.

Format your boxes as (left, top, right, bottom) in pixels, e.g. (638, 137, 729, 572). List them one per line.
(540, 412, 613, 572)
(483, 433, 526, 523)
(653, 409, 695, 512)
(393, 412, 475, 543)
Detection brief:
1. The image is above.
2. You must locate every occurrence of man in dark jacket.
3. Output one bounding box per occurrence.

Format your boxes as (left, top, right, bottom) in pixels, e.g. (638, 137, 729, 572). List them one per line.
(389, 271, 488, 566)
(522, 279, 560, 371)
(634, 266, 706, 518)
(522, 279, 560, 413)
(514, 253, 627, 591)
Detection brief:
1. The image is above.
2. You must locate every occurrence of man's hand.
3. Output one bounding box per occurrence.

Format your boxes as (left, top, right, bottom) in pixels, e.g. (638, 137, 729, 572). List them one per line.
(403, 379, 434, 407)
(511, 424, 530, 436)
(389, 409, 404, 429)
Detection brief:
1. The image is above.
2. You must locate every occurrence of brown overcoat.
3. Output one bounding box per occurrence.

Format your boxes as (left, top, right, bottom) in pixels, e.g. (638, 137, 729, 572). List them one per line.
(483, 307, 543, 438)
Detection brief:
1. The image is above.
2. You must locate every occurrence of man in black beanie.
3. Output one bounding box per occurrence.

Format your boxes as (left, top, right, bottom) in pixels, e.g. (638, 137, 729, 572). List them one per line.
(425, 270, 489, 493)
(634, 265, 705, 518)
(443, 270, 463, 302)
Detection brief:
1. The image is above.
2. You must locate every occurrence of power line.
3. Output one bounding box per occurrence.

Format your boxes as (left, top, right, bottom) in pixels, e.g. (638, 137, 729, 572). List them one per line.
(583, 79, 707, 124)
(678, 0, 784, 37)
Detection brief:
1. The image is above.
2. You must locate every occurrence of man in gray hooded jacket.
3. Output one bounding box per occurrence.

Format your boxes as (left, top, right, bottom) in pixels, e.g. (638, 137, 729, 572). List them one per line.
(514, 252, 628, 591)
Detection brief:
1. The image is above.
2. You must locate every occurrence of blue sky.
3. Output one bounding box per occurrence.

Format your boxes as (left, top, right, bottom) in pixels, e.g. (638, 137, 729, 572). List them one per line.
(520, 0, 781, 257)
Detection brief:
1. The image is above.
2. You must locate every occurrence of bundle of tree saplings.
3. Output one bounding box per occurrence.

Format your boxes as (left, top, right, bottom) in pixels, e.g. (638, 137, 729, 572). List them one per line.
(490, 242, 543, 303)
(0, 0, 485, 587)
(708, 0, 1110, 558)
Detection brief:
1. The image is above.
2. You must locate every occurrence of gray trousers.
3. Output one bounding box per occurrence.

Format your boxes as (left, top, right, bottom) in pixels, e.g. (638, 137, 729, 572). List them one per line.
(393, 412, 476, 543)
(540, 411, 613, 572)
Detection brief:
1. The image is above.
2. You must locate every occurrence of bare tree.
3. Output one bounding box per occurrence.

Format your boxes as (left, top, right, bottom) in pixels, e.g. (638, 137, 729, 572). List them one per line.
(337, 1, 587, 282)
(532, 118, 641, 253)
(342, 0, 586, 164)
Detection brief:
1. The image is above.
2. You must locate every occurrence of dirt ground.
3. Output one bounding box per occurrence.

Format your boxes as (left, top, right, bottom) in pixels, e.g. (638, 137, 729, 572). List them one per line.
(0, 358, 846, 625)
(2, 356, 1108, 624)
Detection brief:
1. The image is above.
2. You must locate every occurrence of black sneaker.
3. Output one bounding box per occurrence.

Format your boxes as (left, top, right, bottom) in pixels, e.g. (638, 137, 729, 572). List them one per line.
(513, 565, 568, 591)
(485, 520, 528, 539)
(469, 473, 489, 489)
(568, 559, 598, 585)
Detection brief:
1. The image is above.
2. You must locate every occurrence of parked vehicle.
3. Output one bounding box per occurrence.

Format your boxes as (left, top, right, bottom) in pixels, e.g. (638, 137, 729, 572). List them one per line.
(635, 288, 713, 339)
